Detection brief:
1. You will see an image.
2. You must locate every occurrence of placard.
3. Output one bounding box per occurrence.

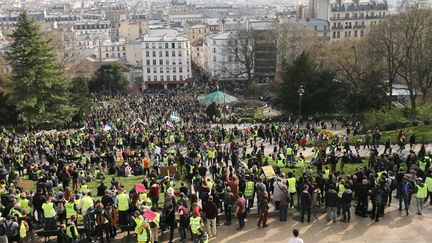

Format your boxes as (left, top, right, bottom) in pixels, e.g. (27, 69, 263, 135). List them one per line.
(143, 209, 157, 221)
(262, 165, 276, 179)
(18, 180, 33, 189)
(159, 166, 176, 176)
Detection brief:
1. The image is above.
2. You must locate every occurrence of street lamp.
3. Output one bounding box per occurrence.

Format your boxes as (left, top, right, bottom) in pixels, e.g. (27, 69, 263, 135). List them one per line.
(298, 85, 305, 118)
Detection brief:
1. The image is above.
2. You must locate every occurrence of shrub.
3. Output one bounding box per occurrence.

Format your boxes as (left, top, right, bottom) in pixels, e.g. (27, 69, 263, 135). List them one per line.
(363, 109, 410, 131)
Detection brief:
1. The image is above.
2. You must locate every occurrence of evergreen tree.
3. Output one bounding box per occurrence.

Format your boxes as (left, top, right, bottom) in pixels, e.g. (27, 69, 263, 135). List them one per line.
(70, 76, 92, 123)
(274, 52, 345, 115)
(89, 62, 129, 94)
(6, 12, 76, 128)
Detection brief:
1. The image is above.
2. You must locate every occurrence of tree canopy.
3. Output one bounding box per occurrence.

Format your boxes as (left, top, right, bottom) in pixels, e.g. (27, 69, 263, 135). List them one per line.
(89, 62, 129, 94)
(6, 12, 76, 128)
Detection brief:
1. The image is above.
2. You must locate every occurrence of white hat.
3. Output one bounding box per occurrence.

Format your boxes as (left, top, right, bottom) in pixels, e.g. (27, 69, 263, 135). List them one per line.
(167, 187, 174, 195)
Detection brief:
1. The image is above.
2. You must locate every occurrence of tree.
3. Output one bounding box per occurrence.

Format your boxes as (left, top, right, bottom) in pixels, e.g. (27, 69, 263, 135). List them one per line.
(221, 30, 256, 82)
(6, 12, 76, 128)
(0, 56, 17, 124)
(323, 39, 386, 115)
(274, 52, 344, 115)
(367, 16, 403, 108)
(70, 76, 92, 123)
(89, 62, 129, 94)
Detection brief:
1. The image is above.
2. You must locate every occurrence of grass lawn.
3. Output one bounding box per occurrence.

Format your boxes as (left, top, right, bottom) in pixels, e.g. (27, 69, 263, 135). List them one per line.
(349, 125, 432, 144)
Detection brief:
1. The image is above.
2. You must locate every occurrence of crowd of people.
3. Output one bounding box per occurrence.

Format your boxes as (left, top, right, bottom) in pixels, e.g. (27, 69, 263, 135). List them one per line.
(0, 90, 431, 243)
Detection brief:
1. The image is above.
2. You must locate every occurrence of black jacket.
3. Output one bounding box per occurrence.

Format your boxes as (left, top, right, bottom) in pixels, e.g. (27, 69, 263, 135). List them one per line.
(341, 189, 353, 207)
(326, 189, 338, 207)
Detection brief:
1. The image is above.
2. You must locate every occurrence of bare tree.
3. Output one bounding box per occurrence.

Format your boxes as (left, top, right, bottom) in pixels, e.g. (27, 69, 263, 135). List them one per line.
(220, 30, 256, 82)
(367, 15, 403, 108)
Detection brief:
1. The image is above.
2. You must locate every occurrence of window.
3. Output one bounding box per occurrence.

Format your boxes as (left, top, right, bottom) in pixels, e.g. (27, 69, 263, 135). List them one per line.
(117, 46, 120, 51)
(159, 51, 162, 57)
(145, 43, 149, 48)
(179, 75, 183, 80)
(178, 51, 182, 57)
(106, 53, 109, 58)
(158, 43, 162, 49)
(213, 56, 216, 62)
(173, 75, 177, 80)
(172, 43, 175, 48)
(146, 60, 150, 65)
(179, 67, 183, 73)
(152, 51, 156, 57)
(160, 76, 164, 81)
(172, 60, 176, 65)
(159, 59, 163, 65)
(166, 60, 169, 65)
(146, 51, 149, 57)
(360, 30, 364, 37)
(151, 43, 155, 48)
(167, 75, 170, 81)
(165, 51, 169, 57)
(112, 47, 115, 51)
(166, 67, 170, 73)
(153, 60, 156, 65)
(314, 25, 317, 30)
(160, 67, 163, 73)
(354, 30, 358, 37)
(153, 68, 157, 73)
(172, 51, 176, 57)
(213, 48, 216, 53)
(165, 43, 169, 48)
(179, 60, 182, 65)
(179, 43, 182, 48)
(146, 67, 150, 73)
(154, 75, 157, 81)
(173, 67, 176, 73)
(123, 46, 126, 51)
(147, 76, 151, 81)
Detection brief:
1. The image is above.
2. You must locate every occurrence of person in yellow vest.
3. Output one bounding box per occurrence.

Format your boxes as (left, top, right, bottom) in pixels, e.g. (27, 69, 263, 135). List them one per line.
(337, 180, 346, 215)
(189, 211, 204, 242)
(42, 194, 57, 230)
(295, 157, 304, 168)
(197, 227, 209, 243)
(80, 182, 89, 194)
(79, 191, 94, 237)
(415, 178, 427, 215)
(66, 215, 79, 243)
(287, 173, 297, 208)
(10, 203, 23, 221)
(148, 206, 160, 243)
(65, 197, 78, 220)
(136, 220, 153, 243)
(425, 175, 432, 205)
(286, 146, 294, 167)
(244, 177, 255, 212)
(322, 166, 331, 181)
(18, 192, 32, 215)
(19, 211, 30, 241)
(117, 188, 130, 226)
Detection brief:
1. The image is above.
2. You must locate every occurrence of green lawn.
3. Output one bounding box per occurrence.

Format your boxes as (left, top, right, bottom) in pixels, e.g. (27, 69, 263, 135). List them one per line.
(349, 125, 432, 144)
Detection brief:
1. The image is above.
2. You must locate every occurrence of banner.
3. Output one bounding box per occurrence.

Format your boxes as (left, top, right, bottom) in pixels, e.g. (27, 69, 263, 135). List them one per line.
(262, 165, 276, 179)
(144, 209, 157, 221)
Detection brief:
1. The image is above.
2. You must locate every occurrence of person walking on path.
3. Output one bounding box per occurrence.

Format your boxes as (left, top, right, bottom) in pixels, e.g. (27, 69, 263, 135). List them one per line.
(300, 185, 312, 223)
(235, 192, 246, 231)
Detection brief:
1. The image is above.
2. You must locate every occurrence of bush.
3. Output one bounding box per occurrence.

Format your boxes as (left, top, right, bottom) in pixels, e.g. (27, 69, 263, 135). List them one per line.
(363, 109, 410, 131)
(417, 102, 432, 125)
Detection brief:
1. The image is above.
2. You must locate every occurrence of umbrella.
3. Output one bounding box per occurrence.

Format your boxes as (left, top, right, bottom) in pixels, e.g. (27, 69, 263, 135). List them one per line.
(198, 90, 238, 106)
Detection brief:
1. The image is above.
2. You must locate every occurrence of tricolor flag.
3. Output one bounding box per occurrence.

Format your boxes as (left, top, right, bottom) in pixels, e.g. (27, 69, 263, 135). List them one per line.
(166, 119, 174, 128)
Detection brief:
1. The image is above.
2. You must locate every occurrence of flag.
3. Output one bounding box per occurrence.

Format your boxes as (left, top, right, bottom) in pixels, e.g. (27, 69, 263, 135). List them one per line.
(79, 125, 86, 131)
(170, 111, 180, 123)
(166, 119, 174, 128)
(103, 125, 112, 131)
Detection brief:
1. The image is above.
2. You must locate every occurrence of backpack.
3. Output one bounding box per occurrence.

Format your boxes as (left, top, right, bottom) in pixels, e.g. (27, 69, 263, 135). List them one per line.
(56, 202, 65, 215)
(96, 212, 106, 225)
(4, 221, 18, 237)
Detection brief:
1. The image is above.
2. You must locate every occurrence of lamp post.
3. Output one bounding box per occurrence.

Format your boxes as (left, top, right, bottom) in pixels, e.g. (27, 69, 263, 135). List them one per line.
(298, 85, 305, 118)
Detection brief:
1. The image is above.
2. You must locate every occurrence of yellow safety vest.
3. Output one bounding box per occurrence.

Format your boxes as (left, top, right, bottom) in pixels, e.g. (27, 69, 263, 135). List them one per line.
(137, 225, 152, 242)
(338, 184, 346, 198)
(276, 159, 284, 167)
(19, 198, 31, 214)
(134, 216, 144, 233)
(244, 181, 255, 198)
(20, 221, 26, 239)
(189, 216, 202, 234)
(118, 193, 129, 211)
(296, 158, 304, 168)
(65, 201, 77, 219)
(286, 147, 293, 156)
(42, 202, 56, 219)
(10, 208, 22, 218)
(288, 178, 296, 193)
(81, 196, 94, 215)
(66, 224, 78, 239)
(416, 184, 427, 199)
(323, 170, 330, 180)
(425, 177, 432, 191)
(419, 161, 427, 172)
(80, 185, 88, 193)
